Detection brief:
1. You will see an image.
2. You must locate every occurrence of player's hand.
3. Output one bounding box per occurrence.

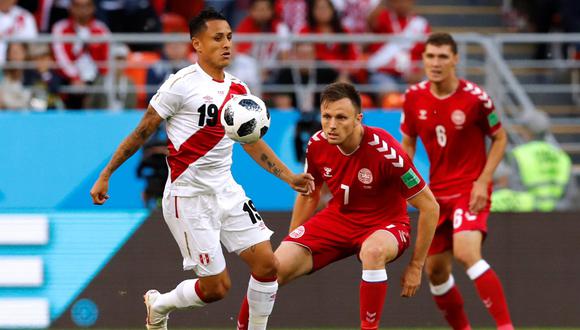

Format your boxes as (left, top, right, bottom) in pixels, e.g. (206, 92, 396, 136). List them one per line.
(289, 173, 315, 195)
(401, 263, 422, 298)
(90, 176, 110, 205)
(469, 180, 489, 214)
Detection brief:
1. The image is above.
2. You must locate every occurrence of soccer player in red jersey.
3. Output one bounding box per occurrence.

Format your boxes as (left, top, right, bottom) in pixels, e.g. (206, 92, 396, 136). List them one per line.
(400, 33, 512, 330)
(238, 82, 439, 330)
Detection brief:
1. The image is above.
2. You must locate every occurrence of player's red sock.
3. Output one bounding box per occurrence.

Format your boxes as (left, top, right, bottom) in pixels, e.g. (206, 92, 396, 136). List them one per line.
(359, 269, 388, 330)
(430, 275, 471, 330)
(468, 260, 513, 329)
(236, 296, 249, 330)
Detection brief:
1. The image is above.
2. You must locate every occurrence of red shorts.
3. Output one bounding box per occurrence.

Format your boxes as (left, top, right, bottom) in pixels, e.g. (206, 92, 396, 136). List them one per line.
(283, 208, 411, 272)
(428, 193, 489, 256)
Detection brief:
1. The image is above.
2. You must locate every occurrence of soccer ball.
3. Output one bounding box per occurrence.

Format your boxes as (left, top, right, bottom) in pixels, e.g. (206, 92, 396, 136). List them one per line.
(221, 94, 270, 144)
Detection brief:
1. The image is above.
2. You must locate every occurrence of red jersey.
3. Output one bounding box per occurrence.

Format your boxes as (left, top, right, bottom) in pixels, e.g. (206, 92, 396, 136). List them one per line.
(368, 10, 430, 76)
(235, 16, 290, 61)
(299, 26, 359, 68)
(305, 125, 426, 227)
(51, 18, 110, 82)
(401, 80, 502, 197)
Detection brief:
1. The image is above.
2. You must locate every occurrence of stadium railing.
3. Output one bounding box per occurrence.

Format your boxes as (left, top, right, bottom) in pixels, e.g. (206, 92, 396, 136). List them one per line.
(1, 33, 540, 142)
(493, 33, 580, 177)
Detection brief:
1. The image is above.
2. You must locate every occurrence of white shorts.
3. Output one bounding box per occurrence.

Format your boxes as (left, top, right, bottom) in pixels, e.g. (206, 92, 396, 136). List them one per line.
(161, 184, 273, 277)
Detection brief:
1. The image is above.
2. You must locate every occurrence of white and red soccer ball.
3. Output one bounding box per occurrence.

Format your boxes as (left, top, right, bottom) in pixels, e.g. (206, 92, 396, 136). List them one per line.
(221, 94, 270, 144)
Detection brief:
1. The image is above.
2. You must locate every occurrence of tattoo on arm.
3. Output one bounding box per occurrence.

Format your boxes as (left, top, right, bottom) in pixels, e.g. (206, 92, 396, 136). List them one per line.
(104, 107, 161, 175)
(260, 153, 282, 177)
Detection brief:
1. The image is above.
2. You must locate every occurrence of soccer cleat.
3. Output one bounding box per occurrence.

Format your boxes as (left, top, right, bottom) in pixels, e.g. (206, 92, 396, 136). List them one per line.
(144, 289, 168, 330)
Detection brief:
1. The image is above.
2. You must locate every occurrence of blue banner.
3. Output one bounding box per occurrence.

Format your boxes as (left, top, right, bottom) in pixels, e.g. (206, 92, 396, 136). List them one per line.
(0, 110, 428, 211)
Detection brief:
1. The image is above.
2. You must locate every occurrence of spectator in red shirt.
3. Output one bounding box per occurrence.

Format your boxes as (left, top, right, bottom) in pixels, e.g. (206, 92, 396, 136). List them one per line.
(367, 0, 430, 93)
(52, 0, 110, 109)
(231, 0, 291, 94)
(300, 0, 359, 82)
(331, 0, 379, 33)
(274, 0, 307, 33)
(235, 0, 290, 61)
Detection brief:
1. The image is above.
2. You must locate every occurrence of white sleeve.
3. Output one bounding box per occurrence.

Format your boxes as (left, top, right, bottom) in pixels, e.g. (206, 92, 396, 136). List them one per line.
(22, 13, 38, 38)
(149, 74, 184, 119)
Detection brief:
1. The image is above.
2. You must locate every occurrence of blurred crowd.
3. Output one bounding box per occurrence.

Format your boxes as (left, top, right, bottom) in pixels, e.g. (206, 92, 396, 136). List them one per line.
(0, 0, 433, 111)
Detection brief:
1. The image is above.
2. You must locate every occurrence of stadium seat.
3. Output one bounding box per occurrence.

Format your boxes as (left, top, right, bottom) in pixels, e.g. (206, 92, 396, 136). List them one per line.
(125, 51, 161, 109)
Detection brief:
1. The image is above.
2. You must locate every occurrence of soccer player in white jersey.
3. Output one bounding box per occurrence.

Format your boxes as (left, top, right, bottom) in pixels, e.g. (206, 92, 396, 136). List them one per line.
(90, 8, 314, 330)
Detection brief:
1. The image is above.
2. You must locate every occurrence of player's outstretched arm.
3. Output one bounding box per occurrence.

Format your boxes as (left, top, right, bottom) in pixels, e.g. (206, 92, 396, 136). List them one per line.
(470, 127, 508, 213)
(401, 186, 439, 298)
(288, 181, 322, 233)
(90, 105, 164, 205)
(401, 134, 417, 160)
(242, 139, 314, 194)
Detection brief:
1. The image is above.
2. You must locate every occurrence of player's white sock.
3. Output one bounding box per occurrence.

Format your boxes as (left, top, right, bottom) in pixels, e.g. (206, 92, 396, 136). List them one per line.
(247, 275, 278, 330)
(153, 279, 206, 314)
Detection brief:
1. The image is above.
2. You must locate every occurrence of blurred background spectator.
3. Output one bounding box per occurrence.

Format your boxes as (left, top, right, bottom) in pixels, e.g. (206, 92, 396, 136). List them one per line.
(331, 0, 379, 33)
(275, 0, 306, 33)
(230, 0, 290, 94)
(300, 0, 359, 82)
(0, 42, 32, 110)
(0, 0, 37, 64)
(52, 0, 110, 109)
(95, 0, 161, 36)
(145, 12, 191, 102)
(86, 43, 137, 110)
(24, 43, 64, 110)
(492, 110, 578, 212)
(271, 42, 339, 112)
(367, 0, 430, 101)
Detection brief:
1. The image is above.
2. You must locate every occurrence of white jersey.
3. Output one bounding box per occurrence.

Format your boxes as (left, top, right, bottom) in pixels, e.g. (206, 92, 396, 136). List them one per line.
(0, 5, 38, 64)
(150, 63, 250, 196)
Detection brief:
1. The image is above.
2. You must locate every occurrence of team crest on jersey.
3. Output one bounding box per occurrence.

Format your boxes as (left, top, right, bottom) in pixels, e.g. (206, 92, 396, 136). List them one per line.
(358, 168, 373, 184)
(451, 109, 466, 127)
(323, 167, 333, 178)
(418, 109, 428, 120)
(289, 225, 305, 239)
(199, 253, 211, 265)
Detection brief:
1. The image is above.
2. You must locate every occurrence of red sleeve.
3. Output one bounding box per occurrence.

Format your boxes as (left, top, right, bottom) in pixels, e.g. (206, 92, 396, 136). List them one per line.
(235, 18, 255, 54)
(344, 28, 359, 61)
(373, 9, 392, 33)
(400, 90, 417, 137)
(383, 134, 426, 199)
(304, 141, 323, 185)
(409, 21, 430, 73)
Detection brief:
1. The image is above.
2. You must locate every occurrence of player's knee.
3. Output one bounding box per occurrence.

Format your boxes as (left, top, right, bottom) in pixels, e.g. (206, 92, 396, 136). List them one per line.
(360, 245, 389, 264)
(252, 253, 278, 279)
(425, 264, 450, 284)
(453, 249, 480, 269)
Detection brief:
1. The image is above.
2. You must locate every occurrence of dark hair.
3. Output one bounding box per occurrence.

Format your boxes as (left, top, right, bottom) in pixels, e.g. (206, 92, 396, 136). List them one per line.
(320, 82, 361, 113)
(250, 0, 273, 7)
(307, 0, 345, 33)
(306, 0, 348, 54)
(189, 7, 227, 38)
(425, 32, 458, 54)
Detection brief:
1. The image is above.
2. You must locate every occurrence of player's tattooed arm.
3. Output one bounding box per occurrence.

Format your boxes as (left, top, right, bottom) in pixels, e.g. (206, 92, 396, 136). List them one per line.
(259, 153, 282, 177)
(242, 140, 314, 194)
(101, 105, 164, 178)
(91, 105, 163, 205)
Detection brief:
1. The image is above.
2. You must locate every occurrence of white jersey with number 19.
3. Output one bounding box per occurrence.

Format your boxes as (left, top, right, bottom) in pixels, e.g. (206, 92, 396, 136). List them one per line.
(150, 63, 250, 197)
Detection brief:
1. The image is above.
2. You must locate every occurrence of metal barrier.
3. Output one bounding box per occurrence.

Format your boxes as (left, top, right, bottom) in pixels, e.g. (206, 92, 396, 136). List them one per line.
(1, 33, 540, 141)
